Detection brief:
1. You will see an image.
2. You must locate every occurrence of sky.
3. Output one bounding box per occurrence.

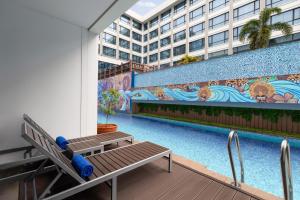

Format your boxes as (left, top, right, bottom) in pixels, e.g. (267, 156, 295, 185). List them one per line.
(129, 0, 166, 15)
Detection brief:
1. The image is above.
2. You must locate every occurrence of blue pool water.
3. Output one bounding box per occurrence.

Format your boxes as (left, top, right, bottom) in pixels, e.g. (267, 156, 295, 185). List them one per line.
(98, 113, 300, 199)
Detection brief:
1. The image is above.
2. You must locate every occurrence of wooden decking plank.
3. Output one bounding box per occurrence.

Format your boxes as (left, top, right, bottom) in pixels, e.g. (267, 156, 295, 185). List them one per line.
(213, 185, 237, 200)
(233, 191, 252, 200)
(194, 181, 223, 200)
(158, 173, 210, 200)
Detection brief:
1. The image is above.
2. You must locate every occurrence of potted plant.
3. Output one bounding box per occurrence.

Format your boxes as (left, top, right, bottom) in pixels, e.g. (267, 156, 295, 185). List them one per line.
(98, 88, 120, 134)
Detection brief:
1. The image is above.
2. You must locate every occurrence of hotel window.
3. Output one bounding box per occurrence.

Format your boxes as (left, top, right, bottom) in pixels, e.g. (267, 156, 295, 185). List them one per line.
(270, 8, 300, 25)
(132, 43, 142, 53)
(233, 45, 250, 54)
(189, 6, 205, 21)
(266, 0, 296, 8)
(149, 41, 158, 51)
(144, 45, 148, 53)
(102, 46, 116, 58)
(174, 15, 186, 28)
(132, 31, 142, 42)
(233, 26, 243, 40)
(161, 36, 171, 47)
(132, 55, 142, 63)
(149, 29, 158, 39)
(189, 39, 205, 52)
(144, 34, 148, 42)
(189, 22, 205, 37)
(133, 20, 142, 30)
(160, 63, 171, 69)
(173, 60, 181, 66)
(233, 0, 260, 21)
(102, 33, 116, 45)
(120, 15, 131, 24)
(161, 23, 171, 34)
(208, 49, 228, 58)
(208, 31, 228, 47)
(173, 44, 186, 56)
(143, 56, 148, 64)
(209, 12, 229, 29)
(174, 30, 186, 42)
(150, 17, 159, 27)
(108, 23, 117, 32)
(119, 26, 130, 37)
(161, 10, 171, 21)
(144, 23, 148, 31)
(209, 0, 229, 12)
(174, 1, 186, 14)
(190, 0, 199, 5)
(149, 53, 158, 63)
(119, 51, 129, 61)
(119, 38, 130, 49)
(160, 49, 171, 60)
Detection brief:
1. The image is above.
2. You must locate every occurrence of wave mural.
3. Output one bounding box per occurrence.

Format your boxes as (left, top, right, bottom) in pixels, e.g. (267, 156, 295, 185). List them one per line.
(98, 72, 132, 112)
(132, 74, 300, 104)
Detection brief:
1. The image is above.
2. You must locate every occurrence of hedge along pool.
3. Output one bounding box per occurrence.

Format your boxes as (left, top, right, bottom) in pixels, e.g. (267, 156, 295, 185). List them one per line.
(98, 113, 300, 199)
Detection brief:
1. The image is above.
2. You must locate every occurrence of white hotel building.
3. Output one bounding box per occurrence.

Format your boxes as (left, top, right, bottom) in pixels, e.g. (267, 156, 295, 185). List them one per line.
(98, 0, 300, 70)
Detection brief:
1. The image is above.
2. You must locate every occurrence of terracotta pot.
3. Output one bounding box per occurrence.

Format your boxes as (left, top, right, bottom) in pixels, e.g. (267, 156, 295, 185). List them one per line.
(97, 124, 117, 134)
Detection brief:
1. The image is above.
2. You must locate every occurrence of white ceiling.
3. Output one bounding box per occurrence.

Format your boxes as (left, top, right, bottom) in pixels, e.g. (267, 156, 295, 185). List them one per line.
(15, 0, 138, 33)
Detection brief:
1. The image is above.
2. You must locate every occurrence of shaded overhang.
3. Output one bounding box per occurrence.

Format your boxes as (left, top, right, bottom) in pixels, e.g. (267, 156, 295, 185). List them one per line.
(13, 0, 139, 33)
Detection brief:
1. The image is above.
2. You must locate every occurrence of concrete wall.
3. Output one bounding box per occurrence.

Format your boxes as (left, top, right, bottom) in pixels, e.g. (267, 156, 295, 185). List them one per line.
(0, 1, 98, 155)
(135, 41, 300, 88)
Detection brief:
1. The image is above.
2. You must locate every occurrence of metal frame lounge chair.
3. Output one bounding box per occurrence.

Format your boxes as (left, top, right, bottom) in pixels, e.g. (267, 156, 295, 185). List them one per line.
(22, 122, 172, 200)
(23, 114, 134, 155)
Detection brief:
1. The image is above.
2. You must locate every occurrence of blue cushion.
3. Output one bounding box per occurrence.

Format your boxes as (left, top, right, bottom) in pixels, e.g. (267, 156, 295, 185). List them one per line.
(72, 154, 94, 178)
(55, 136, 69, 150)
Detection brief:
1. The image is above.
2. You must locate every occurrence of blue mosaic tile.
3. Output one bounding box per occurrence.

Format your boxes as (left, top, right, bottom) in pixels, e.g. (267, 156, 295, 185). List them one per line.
(135, 41, 300, 88)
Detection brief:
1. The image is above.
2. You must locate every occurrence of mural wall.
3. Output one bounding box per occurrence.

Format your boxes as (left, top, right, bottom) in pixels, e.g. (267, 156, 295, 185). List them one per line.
(98, 72, 132, 112)
(132, 74, 300, 104)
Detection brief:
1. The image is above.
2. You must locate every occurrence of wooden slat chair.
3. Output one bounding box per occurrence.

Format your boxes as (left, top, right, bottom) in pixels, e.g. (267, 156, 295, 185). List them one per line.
(22, 122, 172, 200)
(23, 114, 134, 155)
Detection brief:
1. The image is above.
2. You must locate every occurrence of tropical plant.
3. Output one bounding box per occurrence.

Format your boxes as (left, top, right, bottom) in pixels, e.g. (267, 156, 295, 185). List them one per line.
(239, 7, 292, 50)
(178, 55, 202, 65)
(99, 88, 120, 124)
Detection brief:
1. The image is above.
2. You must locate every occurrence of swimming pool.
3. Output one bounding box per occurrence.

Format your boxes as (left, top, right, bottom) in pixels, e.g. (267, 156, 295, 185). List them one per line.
(98, 113, 300, 199)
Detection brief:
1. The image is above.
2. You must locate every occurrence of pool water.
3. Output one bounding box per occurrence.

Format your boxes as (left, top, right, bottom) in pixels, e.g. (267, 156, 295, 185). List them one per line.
(98, 113, 300, 199)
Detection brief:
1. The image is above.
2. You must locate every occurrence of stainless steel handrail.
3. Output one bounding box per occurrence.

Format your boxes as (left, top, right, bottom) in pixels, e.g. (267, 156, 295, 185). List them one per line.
(227, 130, 244, 187)
(281, 139, 293, 200)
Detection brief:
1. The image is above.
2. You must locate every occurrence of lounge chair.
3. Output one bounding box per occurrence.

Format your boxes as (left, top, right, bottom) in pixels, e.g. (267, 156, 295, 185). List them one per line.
(23, 114, 134, 155)
(22, 122, 172, 200)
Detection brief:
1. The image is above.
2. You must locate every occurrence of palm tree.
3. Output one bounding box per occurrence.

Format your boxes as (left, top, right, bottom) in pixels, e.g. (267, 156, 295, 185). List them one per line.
(239, 7, 292, 50)
(178, 55, 202, 65)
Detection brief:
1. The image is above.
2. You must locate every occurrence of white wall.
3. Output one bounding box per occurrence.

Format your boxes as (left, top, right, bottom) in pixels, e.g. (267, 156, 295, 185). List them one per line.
(0, 1, 98, 155)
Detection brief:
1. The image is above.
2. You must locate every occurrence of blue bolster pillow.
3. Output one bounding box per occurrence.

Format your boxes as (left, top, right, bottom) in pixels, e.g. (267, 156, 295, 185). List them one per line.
(72, 154, 94, 178)
(56, 136, 69, 150)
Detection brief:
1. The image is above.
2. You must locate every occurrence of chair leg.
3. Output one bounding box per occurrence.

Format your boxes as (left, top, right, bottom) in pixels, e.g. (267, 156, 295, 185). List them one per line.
(111, 177, 117, 200)
(168, 153, 172, 173)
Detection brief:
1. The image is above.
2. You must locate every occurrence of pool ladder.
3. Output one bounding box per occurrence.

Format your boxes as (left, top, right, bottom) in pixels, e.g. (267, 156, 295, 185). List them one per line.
(227, 131, 293, 200)
(281, 139, 293, 200)
(227, 130, 244, 187)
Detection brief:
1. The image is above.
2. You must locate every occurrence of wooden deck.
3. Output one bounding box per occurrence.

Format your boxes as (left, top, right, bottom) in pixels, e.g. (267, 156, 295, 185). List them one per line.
(20, 155, 263, 200)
